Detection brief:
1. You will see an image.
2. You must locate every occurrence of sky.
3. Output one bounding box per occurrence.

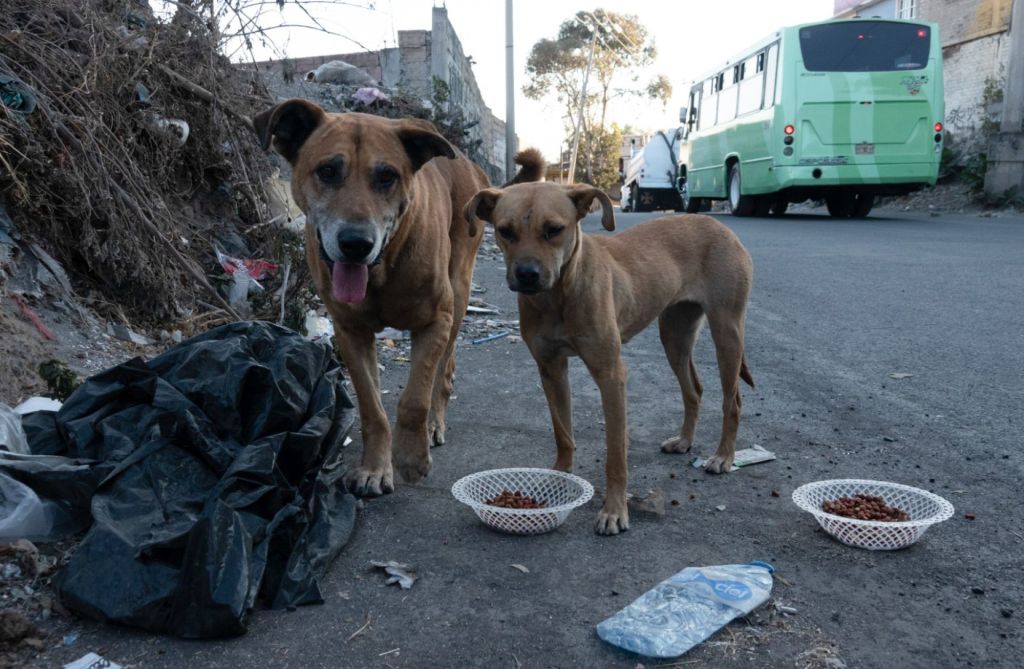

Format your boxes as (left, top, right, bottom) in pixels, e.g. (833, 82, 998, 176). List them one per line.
(233, 0, 835, 161)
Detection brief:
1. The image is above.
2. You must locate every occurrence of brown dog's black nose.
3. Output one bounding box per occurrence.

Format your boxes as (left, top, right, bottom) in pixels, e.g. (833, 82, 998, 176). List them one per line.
(514, 264, 541, 287)
(338, 230, 374, 262)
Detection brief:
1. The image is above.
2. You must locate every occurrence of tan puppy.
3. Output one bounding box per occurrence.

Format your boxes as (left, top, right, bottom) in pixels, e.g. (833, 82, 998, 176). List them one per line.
(255, 99, 541, 496)
(465, 182, 754, 534)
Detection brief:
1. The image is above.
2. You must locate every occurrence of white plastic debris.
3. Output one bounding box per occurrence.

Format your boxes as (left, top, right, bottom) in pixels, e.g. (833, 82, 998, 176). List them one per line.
(304, 310, 334, 342)
(1, 403, 29, 454)
(692, 445, 776, 472)
(13, 397, 62, 415)
(64, 653, 123, 669)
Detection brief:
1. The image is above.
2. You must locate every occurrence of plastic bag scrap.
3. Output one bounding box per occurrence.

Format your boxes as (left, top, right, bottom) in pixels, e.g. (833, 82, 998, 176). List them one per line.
(1, 321, 357, 638)
(215, 248, 278, 308)
(597, 562, 774, 658)
(1, 403, 29, 455)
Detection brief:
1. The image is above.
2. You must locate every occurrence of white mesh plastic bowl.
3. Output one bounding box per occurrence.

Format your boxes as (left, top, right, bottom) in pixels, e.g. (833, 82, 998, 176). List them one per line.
(451, 468, 594, 535)
(792, 479, 954, 550)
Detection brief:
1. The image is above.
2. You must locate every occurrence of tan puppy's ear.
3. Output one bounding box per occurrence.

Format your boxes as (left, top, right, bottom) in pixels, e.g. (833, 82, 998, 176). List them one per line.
(566, 185, 615, 231)
(463, 188, 501, 237)
(252, 98, 326, 164)
(396, 119, 457, 171)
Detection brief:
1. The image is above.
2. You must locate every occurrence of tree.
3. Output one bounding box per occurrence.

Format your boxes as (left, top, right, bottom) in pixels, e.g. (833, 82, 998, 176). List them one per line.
(575, 124, 623, 190)
(524, 9, 671, 184)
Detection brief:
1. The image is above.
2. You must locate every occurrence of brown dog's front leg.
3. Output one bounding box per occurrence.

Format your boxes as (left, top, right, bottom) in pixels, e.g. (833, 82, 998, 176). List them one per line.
(336, 325, 394, 497)
(537, 356, 574, 471)
(584, 354, 630, 536)
(393, 313, 453, 484)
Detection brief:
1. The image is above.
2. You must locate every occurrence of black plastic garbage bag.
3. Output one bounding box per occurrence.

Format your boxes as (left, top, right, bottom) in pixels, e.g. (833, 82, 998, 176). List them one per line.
(4, 321, 357, 638)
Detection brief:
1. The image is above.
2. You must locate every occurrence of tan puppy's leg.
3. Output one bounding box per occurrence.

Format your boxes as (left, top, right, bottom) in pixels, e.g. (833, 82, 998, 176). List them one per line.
(582, 352, 630, 535)
(337, 325, 394, 497)
(536, 356, 574, 471)
(659, 302, 706, 455)
(703, 310, 747, 474)
(393, 312, 453, 483)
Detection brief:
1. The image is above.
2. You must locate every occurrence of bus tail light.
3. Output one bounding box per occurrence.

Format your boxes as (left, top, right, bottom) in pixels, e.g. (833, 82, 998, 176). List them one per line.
(784, 124, 795, 135)
(934, 122, 943, 132)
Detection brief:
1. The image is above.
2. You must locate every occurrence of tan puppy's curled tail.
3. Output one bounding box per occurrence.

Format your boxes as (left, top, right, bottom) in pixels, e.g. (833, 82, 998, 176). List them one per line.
(740, 355, 755, 389)
(502, 148, 545, 186)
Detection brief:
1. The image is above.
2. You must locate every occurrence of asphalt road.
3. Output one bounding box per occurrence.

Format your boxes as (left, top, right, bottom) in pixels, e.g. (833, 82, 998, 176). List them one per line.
(44, 207, 1023, 668)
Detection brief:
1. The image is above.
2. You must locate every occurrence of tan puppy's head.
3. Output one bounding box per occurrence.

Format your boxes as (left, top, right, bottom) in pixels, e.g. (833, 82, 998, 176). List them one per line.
(253, 99, 456, 304)
(464, 182, 614, 294)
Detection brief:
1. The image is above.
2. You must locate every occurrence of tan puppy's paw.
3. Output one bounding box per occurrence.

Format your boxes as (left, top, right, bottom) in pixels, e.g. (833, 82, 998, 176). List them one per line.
(702, 454, 734, 474)
(595, 506, 630, 536)
(428, 413, 446, 448)
(393, 448, 432, 484)
(552, 456, 573, 472)
(661, 436, 694, 454)
(344, 464, 395, 497)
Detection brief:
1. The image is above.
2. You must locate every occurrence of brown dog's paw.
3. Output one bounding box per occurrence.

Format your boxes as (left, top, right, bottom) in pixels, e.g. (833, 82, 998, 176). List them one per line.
(393, 449, 432, 484)
(661, 436, 694, 454)
(428, 415, 446, 448)
(594, 507, 630, 536)
(344, 465, 395, 497)
(702, 454, 734, 474)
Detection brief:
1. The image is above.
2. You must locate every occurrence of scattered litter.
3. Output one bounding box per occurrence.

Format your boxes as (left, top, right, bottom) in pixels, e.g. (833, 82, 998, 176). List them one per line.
(371, 560, 417, 589)
(107, 322, 153, 346)
(597, 562, 774, 658)
(888, 372, 914, 380)
(376, 327, 406, 341)
(471, 282, 486, 294)
(144, 113, 190, 145)
(692, 445, 776, 472)
(346, 612, 373, 642)
(796, 645, 847, 669)
(715, 505, 727, 512)
(770, 490, 781, 498)
(63, 653, 123, 669)
(964, 513, 976, 520)
(466, 304, 499, 315)
(883, 436, 897, 443)
(378, 648, 401, 657)
(0, 73, 37, 114)
(772, 600, 798, 616)
(472, 331, 510, 345)
(305, 309, 334, 342)
(12, 397, 62, 415)
(628, 489, 666, 517)
(351, 86, 389, 105)
(0, 539, 39, 579)
(0, 404, 29, 454)
(63, 632, 79, 645)
(510, 564, 530, 574)
(216, 248, 278, 309)
(11, 295, 55, 340)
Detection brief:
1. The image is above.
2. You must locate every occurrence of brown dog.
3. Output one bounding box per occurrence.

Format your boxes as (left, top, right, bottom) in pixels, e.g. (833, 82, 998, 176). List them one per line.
(254, 99, 541, 496)
(465, 181, 754, 534)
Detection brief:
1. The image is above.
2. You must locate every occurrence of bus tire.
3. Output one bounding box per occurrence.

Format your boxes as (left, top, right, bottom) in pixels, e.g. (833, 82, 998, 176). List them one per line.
(770, 199, 789, 216)
(826, 194, 855, 218)
(754, 196, 772, 217)
(685, 197, 704, 214)
(727, 164, 755, 217)
(851, 193, 875, 218)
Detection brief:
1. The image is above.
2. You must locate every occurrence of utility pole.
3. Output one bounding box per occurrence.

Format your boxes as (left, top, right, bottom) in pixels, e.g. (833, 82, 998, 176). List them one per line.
(505, 0, 516, 182)
(984, 0, 1024, 197)
(567, 25, 597, 185)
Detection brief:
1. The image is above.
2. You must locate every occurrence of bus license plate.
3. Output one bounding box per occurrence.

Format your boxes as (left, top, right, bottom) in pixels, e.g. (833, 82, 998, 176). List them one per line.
(856, 143, 875, 154)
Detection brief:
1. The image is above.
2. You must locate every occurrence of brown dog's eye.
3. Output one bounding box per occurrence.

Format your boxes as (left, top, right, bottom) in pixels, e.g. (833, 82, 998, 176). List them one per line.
(542, 226, 564, 241)
(374, 166, 399, 191)
(497, 227, 516, 242)
(316, 159, 342, 185)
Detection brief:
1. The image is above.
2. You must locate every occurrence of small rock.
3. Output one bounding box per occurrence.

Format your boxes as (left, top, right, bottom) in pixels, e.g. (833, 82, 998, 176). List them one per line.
(1001, 608, 1013, 618)
(670, 499, 680, 506)
(770, 490, 780, 497)
(715, 504, 726, 511)
(883, 436, 897, 443)
(971, 587, 985, 595)
(964, 513, 976, 520)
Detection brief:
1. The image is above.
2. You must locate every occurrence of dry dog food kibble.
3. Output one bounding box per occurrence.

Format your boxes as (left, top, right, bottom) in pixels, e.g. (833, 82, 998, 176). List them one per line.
(822, 494, 910, 521)
(486, 490, 547, 509)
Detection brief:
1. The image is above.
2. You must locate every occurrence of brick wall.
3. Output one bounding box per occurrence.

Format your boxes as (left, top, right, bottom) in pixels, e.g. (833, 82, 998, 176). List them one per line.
(942, 30, 1010, 153)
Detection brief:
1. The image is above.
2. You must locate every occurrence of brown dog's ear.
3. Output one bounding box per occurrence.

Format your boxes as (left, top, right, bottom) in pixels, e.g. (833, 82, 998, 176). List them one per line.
(566, 185, 615, 231)
(252, 98, 326, 164)
(463, 188, 501, 238)
(396, 119, 457, 172)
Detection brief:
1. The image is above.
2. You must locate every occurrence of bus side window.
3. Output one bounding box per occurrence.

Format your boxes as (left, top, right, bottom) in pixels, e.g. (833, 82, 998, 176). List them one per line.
(738, 54, 762, 115)
(764, 43, 779, 108)
(719, 68, 738, 123)
(701, 78, 716, 128)
(688, 90, 700, 131)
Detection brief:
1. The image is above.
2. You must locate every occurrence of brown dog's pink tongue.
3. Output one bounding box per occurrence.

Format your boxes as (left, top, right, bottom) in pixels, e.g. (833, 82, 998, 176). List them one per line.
(331, 262, 368, 304)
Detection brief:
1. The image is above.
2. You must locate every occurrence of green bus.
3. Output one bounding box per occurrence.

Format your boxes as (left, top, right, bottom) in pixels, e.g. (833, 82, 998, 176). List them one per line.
(677, 18, 944, 218)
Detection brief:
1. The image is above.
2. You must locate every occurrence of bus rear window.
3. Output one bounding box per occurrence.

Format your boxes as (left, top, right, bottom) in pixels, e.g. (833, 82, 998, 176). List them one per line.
(800, 21, 931, 72)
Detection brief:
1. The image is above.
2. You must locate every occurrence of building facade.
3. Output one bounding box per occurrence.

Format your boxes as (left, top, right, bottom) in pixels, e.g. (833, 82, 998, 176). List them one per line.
(259, 8, 510, 183)
(834, 0, 1014, 156)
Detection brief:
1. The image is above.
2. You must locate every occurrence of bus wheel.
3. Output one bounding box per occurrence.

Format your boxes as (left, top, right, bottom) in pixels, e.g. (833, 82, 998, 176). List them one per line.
(770, 199, 789, 216)
(826, 194, 856, 218)
(851, 193, 874, 218)
(727, 165, 755, 217)
(685, 197, 704, 214)
(754, 196, 772, 217)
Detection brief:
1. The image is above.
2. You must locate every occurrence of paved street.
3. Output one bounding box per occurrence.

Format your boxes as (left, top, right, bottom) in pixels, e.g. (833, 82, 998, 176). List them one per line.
(45, 207, 1024, 668)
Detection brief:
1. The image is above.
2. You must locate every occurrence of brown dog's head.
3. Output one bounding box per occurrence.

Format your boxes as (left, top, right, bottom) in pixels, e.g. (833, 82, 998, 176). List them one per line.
(464, 182, 614, 294)
(253, 99, 456, 304)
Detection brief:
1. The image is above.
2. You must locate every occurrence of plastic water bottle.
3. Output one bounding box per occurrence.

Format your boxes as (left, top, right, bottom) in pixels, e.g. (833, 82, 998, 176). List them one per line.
(596, 562, 774, 658)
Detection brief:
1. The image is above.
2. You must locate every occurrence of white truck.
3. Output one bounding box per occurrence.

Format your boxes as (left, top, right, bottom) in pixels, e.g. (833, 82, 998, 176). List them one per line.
(620, 128, 684, 213)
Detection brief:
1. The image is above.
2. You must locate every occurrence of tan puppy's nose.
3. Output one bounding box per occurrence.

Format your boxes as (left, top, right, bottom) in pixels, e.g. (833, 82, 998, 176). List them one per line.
(513, 262, 542, 292)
